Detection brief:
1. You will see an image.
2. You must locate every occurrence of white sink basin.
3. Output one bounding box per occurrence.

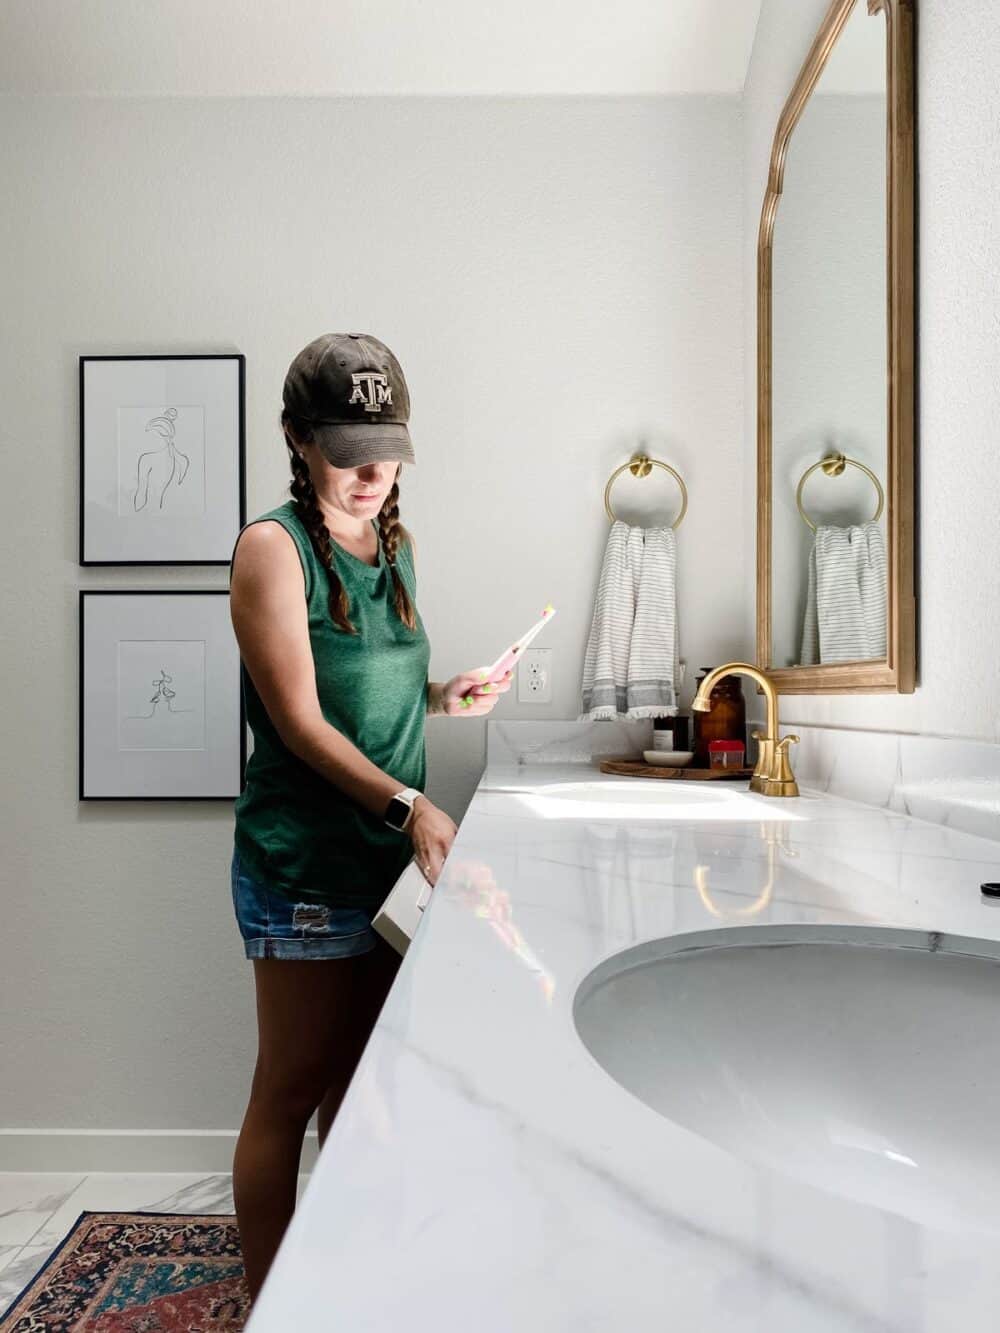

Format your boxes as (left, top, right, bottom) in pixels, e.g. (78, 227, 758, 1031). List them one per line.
(541, 782, 726, 805)
(574, 926, 1000, 1231)
(511, 781, 801, 822)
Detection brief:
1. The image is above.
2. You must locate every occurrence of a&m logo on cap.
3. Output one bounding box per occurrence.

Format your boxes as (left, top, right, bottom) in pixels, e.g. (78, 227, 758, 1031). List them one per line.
(348, 372, 392, 414)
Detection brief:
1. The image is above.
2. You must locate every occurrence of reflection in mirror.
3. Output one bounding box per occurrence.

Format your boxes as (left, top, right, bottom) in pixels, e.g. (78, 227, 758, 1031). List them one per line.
(770, 3, 887, 669)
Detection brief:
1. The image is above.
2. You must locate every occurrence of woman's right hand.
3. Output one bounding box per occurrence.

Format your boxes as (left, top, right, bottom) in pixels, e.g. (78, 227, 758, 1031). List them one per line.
(406, 796, 458, 888)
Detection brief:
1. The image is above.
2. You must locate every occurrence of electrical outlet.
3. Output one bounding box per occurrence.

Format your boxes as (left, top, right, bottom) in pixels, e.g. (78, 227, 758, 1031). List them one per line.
(518, 648, 552, 703)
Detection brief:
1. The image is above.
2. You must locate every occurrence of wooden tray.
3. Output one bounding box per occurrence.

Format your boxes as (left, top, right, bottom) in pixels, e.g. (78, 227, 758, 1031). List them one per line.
(598, 759, 755, 781)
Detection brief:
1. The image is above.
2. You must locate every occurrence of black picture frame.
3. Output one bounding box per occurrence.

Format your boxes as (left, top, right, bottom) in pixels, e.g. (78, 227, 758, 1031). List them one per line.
(80, 353, 246, 566)
(79, 589, 247, 801)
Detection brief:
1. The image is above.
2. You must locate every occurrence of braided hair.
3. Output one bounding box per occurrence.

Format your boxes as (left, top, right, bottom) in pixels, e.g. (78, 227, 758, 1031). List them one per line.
(282, 408, 417, 636)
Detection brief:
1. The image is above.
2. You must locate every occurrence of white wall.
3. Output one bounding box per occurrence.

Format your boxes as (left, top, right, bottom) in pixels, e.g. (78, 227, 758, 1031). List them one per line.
(0, 95, 743, 1159)
(744, 0, 1000, 741)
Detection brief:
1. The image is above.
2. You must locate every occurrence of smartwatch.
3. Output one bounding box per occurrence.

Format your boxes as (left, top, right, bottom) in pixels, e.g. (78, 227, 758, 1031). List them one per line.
(383, 786, 422, 833)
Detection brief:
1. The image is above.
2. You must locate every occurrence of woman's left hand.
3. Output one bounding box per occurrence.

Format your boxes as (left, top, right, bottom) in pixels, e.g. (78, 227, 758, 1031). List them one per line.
(441, 668, 514, 716)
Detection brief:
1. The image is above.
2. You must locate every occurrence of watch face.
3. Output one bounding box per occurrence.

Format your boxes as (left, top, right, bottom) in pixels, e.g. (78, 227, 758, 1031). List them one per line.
(386, 797, 408, 829)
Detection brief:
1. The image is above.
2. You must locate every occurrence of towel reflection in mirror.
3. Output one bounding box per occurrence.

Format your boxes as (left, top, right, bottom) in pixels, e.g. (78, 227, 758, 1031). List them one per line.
(799, 520, 887, 666)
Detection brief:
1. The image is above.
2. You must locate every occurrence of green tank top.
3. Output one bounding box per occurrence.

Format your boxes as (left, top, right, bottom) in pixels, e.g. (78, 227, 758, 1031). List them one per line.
(230, 500, 431, 909)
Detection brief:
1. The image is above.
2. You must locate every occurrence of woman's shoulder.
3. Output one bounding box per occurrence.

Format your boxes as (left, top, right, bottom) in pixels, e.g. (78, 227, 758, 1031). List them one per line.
(231, 503, 311, 593)
(250, 499, 297, 527)
(233, 508, 299, 562)
(238, 502, 306, 547)
(234, 504, 293, 551)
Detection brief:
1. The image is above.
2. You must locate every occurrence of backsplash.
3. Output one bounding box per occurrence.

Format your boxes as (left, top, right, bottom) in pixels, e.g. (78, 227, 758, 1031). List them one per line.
(487, 720, 1000, 845)
(775, 723, 1000, 843)
(487, 720, 654, 766)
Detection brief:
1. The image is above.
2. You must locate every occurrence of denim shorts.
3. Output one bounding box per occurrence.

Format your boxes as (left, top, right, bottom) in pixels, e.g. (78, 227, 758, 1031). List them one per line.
(230, 846, 379, 960)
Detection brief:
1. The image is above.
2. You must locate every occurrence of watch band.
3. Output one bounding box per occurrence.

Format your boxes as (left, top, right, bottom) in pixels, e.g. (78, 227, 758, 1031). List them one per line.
(384, 787, 421, 832)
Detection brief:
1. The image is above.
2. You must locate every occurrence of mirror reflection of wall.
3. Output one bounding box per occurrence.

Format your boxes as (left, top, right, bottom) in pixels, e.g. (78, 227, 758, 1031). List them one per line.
(770, 3, 887, 669)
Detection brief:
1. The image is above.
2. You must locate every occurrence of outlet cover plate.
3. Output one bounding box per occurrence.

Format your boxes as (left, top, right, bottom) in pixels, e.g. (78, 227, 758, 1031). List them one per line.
(518, 648, 552, 703)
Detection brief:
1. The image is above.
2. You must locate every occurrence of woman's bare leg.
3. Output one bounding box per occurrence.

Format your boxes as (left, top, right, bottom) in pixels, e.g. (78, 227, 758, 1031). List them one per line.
(233, 939, 403, 1304)
(316, 937, 401, 1148)
(233, 956, 360, 1304)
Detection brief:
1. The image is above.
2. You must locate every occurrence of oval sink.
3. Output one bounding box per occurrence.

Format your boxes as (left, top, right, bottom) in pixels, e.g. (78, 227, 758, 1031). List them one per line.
(512, 781, 799, 823)
(573, 927, 1000, 1231)
(540, 782, 728, 805)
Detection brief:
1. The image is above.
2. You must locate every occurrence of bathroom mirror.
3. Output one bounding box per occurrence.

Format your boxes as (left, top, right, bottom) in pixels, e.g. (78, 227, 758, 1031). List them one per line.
(757, 0, 915, 693)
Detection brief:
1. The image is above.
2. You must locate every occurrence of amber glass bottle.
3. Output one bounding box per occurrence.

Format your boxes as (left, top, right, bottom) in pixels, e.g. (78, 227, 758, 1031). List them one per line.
(691, 669, 746, 767)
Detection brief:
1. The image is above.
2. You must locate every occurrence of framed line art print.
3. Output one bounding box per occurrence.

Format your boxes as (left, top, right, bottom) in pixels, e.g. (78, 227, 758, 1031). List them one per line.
(80, 590, 246, 800)
(80, 353, 246, 565)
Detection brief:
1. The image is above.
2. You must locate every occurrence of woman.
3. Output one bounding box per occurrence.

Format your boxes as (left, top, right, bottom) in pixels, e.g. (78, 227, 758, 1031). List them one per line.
(228, 331, 511, 1304)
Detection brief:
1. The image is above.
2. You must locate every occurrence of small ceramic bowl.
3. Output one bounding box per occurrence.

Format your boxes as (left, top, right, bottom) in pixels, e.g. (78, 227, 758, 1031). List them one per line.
(642, 750, 694, 767)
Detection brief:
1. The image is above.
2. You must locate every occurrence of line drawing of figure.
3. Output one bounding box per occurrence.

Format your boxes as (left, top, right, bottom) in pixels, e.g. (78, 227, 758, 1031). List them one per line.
(126, 668, 196, 719)
(131, 406, 191, 511)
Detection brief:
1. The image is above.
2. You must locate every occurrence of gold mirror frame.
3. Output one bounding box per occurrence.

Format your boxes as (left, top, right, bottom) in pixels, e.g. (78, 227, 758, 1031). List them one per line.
(756, 0, 916, 693)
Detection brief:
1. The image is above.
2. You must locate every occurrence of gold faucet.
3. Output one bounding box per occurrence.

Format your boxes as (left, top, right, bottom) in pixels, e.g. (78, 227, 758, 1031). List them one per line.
(691, 662, 799, 797)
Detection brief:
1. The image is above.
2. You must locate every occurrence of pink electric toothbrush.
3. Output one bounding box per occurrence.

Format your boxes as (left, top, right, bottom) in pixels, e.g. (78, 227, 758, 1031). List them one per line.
(462, 604, 557, 701)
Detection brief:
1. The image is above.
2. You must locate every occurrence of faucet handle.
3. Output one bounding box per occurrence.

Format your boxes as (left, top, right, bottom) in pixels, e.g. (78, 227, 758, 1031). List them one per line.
(768, 735, 800, 798)
(748, 728, 773, 793)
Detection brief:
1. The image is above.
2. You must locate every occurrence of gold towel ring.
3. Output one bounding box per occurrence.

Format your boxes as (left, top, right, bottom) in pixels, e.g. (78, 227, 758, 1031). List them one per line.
(603, 454, 688, 529)
(795, 452, 885, 532)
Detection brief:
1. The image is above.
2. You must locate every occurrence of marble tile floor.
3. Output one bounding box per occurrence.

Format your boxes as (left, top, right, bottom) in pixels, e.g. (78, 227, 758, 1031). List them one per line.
(0, 1171, 310, 1315)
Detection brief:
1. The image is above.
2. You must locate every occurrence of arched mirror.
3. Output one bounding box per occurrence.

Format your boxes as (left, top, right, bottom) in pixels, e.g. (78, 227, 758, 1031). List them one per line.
(756, 0, 915, 693)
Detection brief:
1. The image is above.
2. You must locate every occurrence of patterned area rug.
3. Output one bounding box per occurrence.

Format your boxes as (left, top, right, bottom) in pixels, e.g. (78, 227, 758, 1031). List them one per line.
(0, 1212, 249, 1331)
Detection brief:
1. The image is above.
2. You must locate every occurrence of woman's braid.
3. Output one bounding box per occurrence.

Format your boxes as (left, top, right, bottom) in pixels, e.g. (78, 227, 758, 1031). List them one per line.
(376, 477, 417, 632)
(287, 438, 354, 634)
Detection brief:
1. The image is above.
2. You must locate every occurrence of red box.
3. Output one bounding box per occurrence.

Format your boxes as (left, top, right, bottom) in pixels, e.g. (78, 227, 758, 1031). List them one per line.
(708, 739, 745, 770)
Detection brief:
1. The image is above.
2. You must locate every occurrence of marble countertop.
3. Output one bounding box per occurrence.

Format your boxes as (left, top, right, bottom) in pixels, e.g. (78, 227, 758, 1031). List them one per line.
(246, 755, 1000, 1332)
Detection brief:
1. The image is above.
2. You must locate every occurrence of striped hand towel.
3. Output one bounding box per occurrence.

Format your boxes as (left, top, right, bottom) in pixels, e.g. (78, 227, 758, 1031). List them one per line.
(799, 520, 887, 665)
(578, 521, 679, 720)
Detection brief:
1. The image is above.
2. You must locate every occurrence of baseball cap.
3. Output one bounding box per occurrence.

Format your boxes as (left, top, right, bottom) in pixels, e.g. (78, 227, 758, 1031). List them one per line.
(282, 332, 415, 468)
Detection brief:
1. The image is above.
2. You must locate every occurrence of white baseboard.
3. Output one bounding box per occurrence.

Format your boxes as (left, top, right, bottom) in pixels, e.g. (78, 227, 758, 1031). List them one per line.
(0, 1129, 320, 1173)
